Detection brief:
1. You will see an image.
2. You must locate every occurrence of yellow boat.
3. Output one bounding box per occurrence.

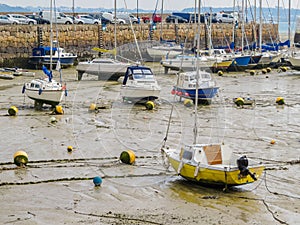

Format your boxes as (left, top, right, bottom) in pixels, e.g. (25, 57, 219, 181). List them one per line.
(162, 144, 264, 188)
(211, 60, 233, 72)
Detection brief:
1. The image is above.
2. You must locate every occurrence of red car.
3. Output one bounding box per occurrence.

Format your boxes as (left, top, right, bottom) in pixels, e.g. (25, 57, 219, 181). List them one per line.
(142, 14, 162, 23)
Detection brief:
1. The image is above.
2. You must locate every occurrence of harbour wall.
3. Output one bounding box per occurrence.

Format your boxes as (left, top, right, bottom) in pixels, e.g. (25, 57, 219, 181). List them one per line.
(0, 23, 278, 68)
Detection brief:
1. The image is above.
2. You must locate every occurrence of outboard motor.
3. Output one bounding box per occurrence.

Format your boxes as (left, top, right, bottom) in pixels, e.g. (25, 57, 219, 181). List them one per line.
(237, 156, 257, 180)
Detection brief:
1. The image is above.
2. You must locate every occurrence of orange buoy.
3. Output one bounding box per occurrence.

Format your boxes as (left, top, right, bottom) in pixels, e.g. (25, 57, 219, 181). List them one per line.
(276, 97, 285, 105)
(270, 139, 276, 144)
(55, 105, 64, 114)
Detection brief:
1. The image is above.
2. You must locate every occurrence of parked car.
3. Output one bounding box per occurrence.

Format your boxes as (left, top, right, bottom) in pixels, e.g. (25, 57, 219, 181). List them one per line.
(102, 12, 125, 24)
(215, 13, 236, 23)
(68, 16, 84, 24)
(7, 14, 37, 25)
(142, 14, 162, 23)
(25, 14, 50, 24)
(89, 13, 111, 24)
(76, 14, 100, 24)
(165, 15, 188, 23)
(39, 11, 73, 24)
(0, 15, 18, 24)
(116, 13, 139, 24)
(190, 13, 218, 23)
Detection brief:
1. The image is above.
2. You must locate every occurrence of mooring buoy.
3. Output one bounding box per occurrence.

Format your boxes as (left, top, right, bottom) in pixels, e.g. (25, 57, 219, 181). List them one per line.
(145, 101, 154, 110)
(270, 139, 276, 144)
(55, 105, 64, 114)
(89, 103, 97, 111)
(276, 97, 285, 105)
(249, 70, 256, 76)
(120, 150, 135, 165)
(183, 99, 193, 107)
(217, 70, 223, 76)
(261, 69, 267, 74)
(67, 146, 73, 152)
(13, 151, 28, 166)
(234, 97, 245, 106)
(266, 67, 272, 73)
(93, 176, 102, 186)
(8, 106, 18, 116)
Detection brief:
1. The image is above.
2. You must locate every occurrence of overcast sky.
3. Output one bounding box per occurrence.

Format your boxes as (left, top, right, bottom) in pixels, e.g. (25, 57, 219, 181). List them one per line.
(0, 0, 299, 10)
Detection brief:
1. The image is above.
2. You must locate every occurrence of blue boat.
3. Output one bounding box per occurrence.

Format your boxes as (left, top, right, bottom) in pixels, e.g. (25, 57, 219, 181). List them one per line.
(171, 70, 219, 104)
(227, 55, 254, 71)
(29, 46, 77, 68)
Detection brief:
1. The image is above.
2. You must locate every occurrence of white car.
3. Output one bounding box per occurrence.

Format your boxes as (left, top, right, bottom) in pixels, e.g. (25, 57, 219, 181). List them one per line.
(0, 15, 19, 24)
(7, 14, 37, 25)
(68, 16, 84, 24)
(102, 12, 126, 24)
(76, 15, 100, 24)
(215, 13, 236, 24)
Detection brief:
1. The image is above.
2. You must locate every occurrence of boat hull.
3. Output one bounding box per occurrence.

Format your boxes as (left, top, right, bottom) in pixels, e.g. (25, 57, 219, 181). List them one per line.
(25, 89, 64, 106)
(289, 56, 300, 70)
(121, 86, 160, 102)
(168, 156, 264, 187)
(174, 86, 219, 102)
(29, 56, 77, 67)
(76, 60, 130, 81)
(211, 60, 233, 72)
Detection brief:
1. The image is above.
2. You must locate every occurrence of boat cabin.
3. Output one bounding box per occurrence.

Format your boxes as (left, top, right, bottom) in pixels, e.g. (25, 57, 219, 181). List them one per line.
(178, 71, 212, 88)
(123, 66, 155, 85)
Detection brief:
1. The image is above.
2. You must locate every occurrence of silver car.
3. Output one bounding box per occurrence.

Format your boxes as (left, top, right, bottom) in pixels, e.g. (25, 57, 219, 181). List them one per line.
(7, 14, 37, 25)
(76, 15, 100, 24)
(0, 15, 19, 24)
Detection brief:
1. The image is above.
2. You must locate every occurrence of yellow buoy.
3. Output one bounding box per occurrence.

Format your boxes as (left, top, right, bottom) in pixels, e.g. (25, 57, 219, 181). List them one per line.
(89, 103, 97, 111)
(55, 105, 64, 114)
(120, 150, 135, 165)
(276, 97, 285, 105)
(249, 70, 255, 76)
(13, 151, 28, 166)
(8, 106, 18, 116)
(145, 101, 154, 110)
(280, 66, 287, 72)
(261, 69, 267, 74)
(266, 67, 272, 73)
(217, 70, 223, 76)
(270, 139, 276, 144)
(183, 99, 193, 107)
(234, 97, 245, 106)
(67, 146, 73, 152)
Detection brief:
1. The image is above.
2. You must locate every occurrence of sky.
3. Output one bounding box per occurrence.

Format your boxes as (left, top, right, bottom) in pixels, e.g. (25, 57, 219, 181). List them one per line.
(0, 0, 299, 10)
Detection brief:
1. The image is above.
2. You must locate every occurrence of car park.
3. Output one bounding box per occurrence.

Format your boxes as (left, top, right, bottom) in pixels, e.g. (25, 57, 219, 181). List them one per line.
(76, 15, 100, 24)
(7, 14, 37, 25)
(25, 14, 50, 24)
(165, 15, 188, 23)
(0, 15, 18, 24)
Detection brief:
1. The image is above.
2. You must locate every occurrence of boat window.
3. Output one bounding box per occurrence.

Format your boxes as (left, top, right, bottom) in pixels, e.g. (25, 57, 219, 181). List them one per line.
(201, 73, 211, 80)
(35, 84, 40, 88)
(184, 76, 189, 81)
(30, 83, 34, 88)
(182, 151, 193, 160)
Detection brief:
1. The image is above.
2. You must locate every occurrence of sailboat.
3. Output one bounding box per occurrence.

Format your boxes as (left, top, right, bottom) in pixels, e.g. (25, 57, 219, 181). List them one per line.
(22, 0, 65, 108)
(161, 0, 264, 189)
(76, 0, 130, 81)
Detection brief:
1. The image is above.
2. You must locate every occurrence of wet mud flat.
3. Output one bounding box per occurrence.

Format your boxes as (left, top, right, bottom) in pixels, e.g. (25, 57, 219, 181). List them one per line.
(0, 65, 299, 224)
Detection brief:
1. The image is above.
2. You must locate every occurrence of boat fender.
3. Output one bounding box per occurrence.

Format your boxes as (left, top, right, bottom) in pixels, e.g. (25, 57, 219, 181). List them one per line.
(22, 85, 25, 93)
(38, 88, 42, 95)
(237, 156, 256, 180)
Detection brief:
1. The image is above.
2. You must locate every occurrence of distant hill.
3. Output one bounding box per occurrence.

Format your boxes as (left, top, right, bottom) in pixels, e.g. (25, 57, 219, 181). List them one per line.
(0, 3, 298, 23)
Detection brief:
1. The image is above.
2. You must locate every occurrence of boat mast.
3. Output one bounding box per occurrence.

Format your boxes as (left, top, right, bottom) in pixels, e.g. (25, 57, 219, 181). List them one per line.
(114, 0, 117, 60)
(193, 0, 201, 145)
(160, 0, 163, 41)
(232, 0, 236, 53)
(241, 0, 245, 54)
(259, 0, 262, 53)
(50, 0, 53, 72)
(288, 0, 291, 44)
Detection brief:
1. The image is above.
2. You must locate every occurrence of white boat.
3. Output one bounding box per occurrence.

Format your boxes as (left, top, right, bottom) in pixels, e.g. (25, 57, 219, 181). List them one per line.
(76, 58, 130, 81)
(161, 0, 264, 189)
(160, 54, 217, 74)
(289, 52, 300, 69)
(22, 75, 65, 107)
(258, 51, 282, 66)
(121, 65, 161, 102)
(146, 43, 183, 61)
(22, 0, 66, 108)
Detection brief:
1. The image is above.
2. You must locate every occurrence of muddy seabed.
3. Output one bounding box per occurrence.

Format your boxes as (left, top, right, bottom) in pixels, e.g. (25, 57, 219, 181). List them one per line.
(0, 64, 299, 225)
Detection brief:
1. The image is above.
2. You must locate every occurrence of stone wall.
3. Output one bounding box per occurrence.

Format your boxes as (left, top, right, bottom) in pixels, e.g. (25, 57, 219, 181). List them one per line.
(0, 23, 278, 67)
